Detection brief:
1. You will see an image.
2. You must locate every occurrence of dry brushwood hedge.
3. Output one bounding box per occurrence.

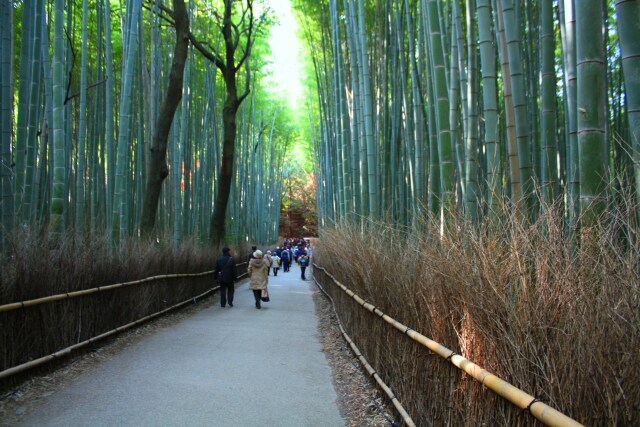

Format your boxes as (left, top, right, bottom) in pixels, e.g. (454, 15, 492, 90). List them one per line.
(314, 219, 639, 426)
(0, 235, 245, 390)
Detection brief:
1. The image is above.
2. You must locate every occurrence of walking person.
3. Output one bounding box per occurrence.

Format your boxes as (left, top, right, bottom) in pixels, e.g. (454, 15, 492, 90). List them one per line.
(247, 245, 257, 262)
(298, 251, 309, 280)
(265, 250, 273, 275)
(248, 250, 271, 309)
(272, 254, 281, 276)
(281, 248, 291, 272)
(215, 247, 237, 307)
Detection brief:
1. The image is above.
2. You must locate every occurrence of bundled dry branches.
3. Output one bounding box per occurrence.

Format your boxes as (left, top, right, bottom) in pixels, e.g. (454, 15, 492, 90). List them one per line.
(0, 231, 216, 389)
(314, 207, 639, 426)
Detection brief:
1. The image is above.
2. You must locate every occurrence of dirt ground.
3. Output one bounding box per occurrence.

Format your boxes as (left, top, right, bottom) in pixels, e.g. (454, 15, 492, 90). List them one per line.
(311, 284, 398, 426)
(0, 282, 396, 426)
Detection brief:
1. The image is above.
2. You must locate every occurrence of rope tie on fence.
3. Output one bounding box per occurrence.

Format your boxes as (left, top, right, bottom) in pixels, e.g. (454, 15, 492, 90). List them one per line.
(446, 351, 459, 362)
(519, 398, 543, 417)
(371, 398, 401, 427)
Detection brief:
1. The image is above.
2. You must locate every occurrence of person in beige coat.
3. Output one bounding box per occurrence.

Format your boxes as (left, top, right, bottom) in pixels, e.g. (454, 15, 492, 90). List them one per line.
(247, 250, 271, 309)
(265, 250, 273, 276)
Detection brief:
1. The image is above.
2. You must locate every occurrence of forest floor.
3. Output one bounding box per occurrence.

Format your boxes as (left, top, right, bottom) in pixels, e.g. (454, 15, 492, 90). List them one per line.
(0, 274, 394, 426)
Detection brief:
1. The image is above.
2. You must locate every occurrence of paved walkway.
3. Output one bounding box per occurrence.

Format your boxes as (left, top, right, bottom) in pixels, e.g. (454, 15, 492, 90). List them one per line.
(16, 264, 344, 426)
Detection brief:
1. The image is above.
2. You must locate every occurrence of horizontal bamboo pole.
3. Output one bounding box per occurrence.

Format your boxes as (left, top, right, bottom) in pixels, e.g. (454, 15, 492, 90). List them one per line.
(313, 277, 416, 427)
(314, 264, 584, 427)
(0, 262, 248, 313)
(0, 271, 214, 313)
(0, 286, 219, 381)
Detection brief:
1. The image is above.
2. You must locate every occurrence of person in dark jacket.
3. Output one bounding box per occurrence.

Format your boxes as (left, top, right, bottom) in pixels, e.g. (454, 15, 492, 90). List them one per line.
(215, 247, 238, 307)
(298, 251, 309, 280)
(280, 247, 291, 272)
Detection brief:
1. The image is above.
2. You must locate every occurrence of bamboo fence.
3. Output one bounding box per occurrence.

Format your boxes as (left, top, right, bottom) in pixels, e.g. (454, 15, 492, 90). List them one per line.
(313, 264, 584, 427)
(1, 263, 249, 381)
(0, 286, 217, 380)
(313, 275, 416, 427)
(0, 264, 246, 313)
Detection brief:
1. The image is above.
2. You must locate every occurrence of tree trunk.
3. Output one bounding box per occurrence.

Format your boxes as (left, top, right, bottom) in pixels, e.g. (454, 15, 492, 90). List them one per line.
(500, 0, 533, 218)
(140, 0, 189, 239)
(210, 85, 240, 245)
(76, 0, 89, 234)
(425, 0, 454, 227)
(207, 0, 254, 246)
(615, 0, 640, 223)
(0, 0, 13, 252)
(559, 0, 579, 230)
(540, 0, 558, 206)
(476, 0, 501, 215)
(51, 0, 66, 235)
(577, 0, 608, 226)
(112, 0, 142, 243)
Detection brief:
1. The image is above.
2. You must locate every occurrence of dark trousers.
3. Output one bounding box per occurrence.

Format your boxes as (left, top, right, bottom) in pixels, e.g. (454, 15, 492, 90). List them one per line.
(219, 282, 234, 307)
(283, 260, 290, 272)
(273, 267, 279, 276)
(300, 267, 307, 280)
(252, 289, 262, 307)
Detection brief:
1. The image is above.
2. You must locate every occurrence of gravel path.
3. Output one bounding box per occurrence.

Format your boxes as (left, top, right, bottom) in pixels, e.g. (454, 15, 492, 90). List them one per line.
(1, 264, 393, 426)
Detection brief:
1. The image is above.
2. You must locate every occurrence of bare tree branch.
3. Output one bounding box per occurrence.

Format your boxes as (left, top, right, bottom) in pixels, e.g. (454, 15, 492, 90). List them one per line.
(189, 33, 227, 74)
(146, 1, 227, 73)
(235, 1, 254, 72)
(238, 43, 252, 105)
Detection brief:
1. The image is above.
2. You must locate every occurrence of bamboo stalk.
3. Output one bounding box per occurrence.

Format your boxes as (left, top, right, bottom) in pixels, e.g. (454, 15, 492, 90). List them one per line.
(313, 276, 416, 427)
(0, 286, 219, 380)
(314, 264, 583, 427)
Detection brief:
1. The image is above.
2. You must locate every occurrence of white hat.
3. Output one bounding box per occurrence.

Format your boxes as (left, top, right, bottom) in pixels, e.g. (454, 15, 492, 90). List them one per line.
(253, 250, 263, 258)
(267, 250, 272, 254)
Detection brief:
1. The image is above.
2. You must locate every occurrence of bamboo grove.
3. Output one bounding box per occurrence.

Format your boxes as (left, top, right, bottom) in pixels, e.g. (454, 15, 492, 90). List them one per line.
(298, 0, 640, 232)
(0, 0, 294, 251)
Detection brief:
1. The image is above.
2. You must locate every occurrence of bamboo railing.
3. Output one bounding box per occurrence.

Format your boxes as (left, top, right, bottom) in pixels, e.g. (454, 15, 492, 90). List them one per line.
(313, 275, 416, 427)
(313, 264, 584, 427)
(0, 286, 217, 380)
(0, 263, 247, 313)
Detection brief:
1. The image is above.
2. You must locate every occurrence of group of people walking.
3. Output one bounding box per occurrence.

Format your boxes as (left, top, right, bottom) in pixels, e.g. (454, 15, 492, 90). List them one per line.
(214, 243, 312, 310)
(267, 245, 311, 278)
